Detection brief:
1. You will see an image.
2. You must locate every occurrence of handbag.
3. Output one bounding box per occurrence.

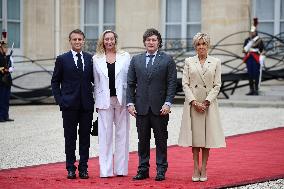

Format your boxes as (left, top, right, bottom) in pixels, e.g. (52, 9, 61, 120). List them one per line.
(90, 118, 98, 136)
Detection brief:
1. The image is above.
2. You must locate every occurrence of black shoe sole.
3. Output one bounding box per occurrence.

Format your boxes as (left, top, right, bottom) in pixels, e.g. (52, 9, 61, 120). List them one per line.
(67, 176, 76, 179)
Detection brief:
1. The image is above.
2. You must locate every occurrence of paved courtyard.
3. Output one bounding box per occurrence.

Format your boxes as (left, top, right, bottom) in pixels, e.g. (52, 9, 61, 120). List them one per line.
(0, 103, 283, 170)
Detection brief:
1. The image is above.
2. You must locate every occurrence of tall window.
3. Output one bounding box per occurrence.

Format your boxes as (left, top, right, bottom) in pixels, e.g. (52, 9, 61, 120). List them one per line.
(253, 0, 284, 36)
(281, 0, 284, 36)
(0, 0, 21, 48)
(83, 0, 115, 40)
(162, 0, 201, 50)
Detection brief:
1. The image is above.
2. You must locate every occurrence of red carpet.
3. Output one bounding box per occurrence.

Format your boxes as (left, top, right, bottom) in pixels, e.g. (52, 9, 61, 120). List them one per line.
(1, 127, 284, 189)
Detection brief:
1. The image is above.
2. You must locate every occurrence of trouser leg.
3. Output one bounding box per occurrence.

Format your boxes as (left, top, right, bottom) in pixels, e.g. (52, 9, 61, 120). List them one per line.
(98, 104, 115, 177)
(0, 86, 10, 120)
(113, 97, 130, 175)
(78, 110, 93, 172)
(136, 113, 151, 172)
(62, 110, 79, 171)
(151, 111, 169, 172)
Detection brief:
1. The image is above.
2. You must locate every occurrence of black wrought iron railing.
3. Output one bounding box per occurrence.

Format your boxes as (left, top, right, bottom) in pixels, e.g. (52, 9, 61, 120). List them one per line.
(9, 31, 284, 103)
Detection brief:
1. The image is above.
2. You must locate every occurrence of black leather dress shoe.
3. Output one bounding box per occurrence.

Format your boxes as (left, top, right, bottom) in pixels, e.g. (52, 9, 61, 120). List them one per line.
(0, 119, 5, 122)
(79, 170, 89, 179)
(5, 118, 14, 121)
(155, 171, 165, 181)
(133, 171, 149, 180)
(67, 170, 76, 179)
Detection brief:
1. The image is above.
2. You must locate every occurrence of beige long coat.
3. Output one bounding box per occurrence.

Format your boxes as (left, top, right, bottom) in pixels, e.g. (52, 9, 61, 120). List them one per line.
(178, 55, 226, 148)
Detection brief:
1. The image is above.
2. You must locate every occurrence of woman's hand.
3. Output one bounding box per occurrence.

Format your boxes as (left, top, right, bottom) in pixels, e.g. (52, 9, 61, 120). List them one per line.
(192, 100, 207, 113)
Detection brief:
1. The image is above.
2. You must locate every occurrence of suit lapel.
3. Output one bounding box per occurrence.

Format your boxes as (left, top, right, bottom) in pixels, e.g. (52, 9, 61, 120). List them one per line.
(82, 52, 90, 72)
(148, 51, 162, 79)
(115, 53, 123, 78)
(193, 55, 206, 85)
(67, 51, 78, 72)
(96, 55, 108, 78)
(203, 56, 212, 75)
(140, 53, 147, 77)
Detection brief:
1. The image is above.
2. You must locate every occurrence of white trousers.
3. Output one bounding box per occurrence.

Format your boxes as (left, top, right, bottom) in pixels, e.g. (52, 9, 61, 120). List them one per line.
(98, 96, 130, 177)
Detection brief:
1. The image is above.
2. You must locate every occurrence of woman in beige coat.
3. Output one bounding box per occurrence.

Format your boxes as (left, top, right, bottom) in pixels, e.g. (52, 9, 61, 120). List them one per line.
(178, 32, 226, 182)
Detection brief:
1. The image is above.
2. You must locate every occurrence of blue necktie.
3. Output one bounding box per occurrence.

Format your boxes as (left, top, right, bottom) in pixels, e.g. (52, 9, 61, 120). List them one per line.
(147, 55, 155, 73)
(76, 53, 83, 72)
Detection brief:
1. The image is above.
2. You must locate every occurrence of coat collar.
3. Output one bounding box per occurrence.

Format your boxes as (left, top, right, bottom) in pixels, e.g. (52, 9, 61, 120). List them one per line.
(95, 51, 127, 78)
(193, 55, 212, 84)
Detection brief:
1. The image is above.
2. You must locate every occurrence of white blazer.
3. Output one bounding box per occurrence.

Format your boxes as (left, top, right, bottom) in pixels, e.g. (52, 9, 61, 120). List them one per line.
(93, 51, 131, 109)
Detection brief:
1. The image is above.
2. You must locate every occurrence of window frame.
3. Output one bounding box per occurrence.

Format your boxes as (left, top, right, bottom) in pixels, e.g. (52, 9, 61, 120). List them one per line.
(81, 0, 115, 40)
(0, 0, 23, 55)
(161, 0, 201, 39)
(252, 0, 283, 35)
(161, 0, 201, 52)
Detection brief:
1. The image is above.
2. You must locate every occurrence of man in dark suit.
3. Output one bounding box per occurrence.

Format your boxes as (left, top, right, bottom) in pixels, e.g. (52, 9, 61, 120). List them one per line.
(127, 28, 177, 181)
(51, 29, 94, 179)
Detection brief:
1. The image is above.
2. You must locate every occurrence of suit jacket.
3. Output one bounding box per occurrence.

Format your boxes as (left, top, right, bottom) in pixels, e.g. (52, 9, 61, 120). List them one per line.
(51, 50, 94, 111)
(93, 51, 131, 109)
(127, 51, 177, 115)
(178, 55, 226, 148)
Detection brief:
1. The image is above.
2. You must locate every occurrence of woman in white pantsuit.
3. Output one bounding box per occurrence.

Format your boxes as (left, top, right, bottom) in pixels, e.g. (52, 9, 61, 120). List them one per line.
(93, 30, 131, 177)
(178, 32, 226, 182)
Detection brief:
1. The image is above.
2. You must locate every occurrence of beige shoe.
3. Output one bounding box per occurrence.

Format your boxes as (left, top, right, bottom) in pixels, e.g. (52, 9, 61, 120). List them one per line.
(192, 176, 200, 182)
(199, 177, 208, 182)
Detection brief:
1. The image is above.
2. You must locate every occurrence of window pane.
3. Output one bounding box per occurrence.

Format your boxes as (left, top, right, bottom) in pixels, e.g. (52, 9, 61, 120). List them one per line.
(258, 22, 274, 35)
(85, 26, 99, 39)
(281, 0, 284, 19)
(8, 0, 20, 20)
(166, 25, 181, 38)
(256, 0, 274, 20)
(8, 22, 20, 48)
(166, 0, 181, 22)
(0, 0, 2, 19)
(85, 0, 99, 24)
(104, 0, 115, 23)
(103, 25, 115, 31)
(187, 24, 201, 39)
(187, 0, 201, 22)
(280, 22, 284, 33)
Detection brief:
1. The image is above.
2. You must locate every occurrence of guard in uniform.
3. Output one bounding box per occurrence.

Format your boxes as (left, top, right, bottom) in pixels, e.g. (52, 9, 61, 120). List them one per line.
(243, 25, 264, 95)
(0, 40, 14, 122)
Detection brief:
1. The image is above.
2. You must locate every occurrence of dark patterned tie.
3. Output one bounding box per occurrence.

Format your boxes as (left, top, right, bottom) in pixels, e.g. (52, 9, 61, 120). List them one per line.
(76, 53, 83, 72)
(147, 54, 155, 73)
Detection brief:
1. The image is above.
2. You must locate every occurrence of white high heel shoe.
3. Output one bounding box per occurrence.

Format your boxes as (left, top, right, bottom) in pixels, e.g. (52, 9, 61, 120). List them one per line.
(199, 176, 208, 182)
(192, 176, 200, 182)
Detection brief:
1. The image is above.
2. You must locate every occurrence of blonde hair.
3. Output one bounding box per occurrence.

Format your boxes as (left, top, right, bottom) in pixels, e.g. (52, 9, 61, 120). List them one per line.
(96, 30, 118, 55)
(192, 32, 210, 49)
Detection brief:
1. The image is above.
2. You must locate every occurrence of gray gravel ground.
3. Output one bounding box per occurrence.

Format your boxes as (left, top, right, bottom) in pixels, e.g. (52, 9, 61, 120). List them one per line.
(0, 103, 283, 188)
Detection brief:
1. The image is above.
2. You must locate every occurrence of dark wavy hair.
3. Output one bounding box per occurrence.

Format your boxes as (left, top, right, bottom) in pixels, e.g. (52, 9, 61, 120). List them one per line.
(143, 28, 163, 49)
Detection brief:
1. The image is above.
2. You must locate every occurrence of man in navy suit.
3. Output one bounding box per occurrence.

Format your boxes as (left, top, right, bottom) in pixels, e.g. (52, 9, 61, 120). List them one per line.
(127, 28, 177, 181)
(51, 29, 94, 179)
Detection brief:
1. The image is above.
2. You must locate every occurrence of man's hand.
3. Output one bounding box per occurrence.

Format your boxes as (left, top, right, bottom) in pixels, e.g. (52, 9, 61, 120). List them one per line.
(160, 104, 171, 115)
(0, 67, 5, 74)
(127, 105, 137, 117)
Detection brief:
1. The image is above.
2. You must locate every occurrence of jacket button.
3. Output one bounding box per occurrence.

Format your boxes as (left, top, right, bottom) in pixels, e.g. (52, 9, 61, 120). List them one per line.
(195, 85, 198, 88)
(204, 85, 206, 88)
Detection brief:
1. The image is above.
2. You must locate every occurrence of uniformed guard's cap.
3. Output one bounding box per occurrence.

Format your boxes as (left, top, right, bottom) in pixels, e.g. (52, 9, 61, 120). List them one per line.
(250, 25, 256, 32)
